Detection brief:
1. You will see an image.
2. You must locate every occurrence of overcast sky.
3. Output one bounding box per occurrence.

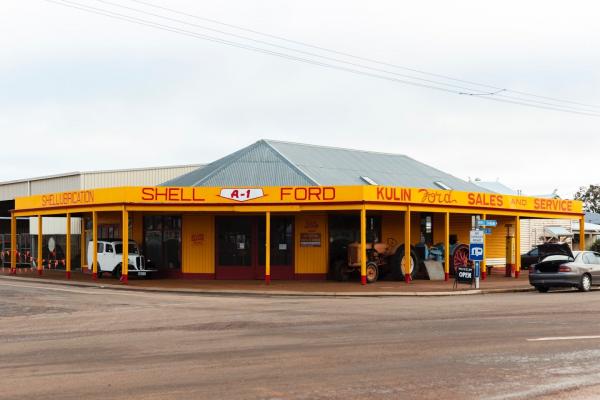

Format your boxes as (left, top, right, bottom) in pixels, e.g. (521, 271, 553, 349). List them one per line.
(1, 0, 599, 198)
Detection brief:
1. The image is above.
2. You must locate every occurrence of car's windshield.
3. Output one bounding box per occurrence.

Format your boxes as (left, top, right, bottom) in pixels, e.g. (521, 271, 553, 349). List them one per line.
(114, 243, 139, 254)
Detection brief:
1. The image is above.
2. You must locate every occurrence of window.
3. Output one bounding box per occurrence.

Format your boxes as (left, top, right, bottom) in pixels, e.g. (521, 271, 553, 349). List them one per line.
(360, 176, 378, 185)
(583, 253, 595, 264)
(115, 243, 139, 255)
(97, 243, 104, 253)
(420, 213, 433, 244)
(528, 248, 539, 256)
(434, 181, 452, 190)
(143, 216, 182, 270)
(216, 217, 252, 266)
(105, 244, 114, 253)
(258, 216, 294, 266)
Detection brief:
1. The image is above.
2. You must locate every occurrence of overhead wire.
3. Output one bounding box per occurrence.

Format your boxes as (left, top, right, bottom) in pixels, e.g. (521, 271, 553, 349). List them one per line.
(85, 0, 600, 115)
(43, 0, 600, 117)
(125, 0, 600, 112)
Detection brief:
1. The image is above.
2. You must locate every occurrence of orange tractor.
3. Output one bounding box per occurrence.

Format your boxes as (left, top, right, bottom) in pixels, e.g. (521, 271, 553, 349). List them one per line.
(333, 239, 471, 283)
(333, 239, 418, 283)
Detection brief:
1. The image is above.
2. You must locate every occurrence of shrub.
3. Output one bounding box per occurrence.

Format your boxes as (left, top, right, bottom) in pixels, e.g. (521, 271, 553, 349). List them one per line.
(590, 239, 600, 253)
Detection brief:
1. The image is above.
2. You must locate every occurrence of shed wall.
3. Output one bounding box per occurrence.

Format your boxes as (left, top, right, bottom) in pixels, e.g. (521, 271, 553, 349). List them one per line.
(82, 166, 200, 189)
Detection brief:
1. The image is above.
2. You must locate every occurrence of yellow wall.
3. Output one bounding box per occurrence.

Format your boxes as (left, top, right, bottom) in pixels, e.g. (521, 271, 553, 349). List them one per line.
(131, 212, 143, 244)
(381, 213, 404, 247)
(295, 214, 328, 275)
(450, 214, 472, 244)
(486, 215, 513, 259)
(433, 213, 446, 244)
(181, 214, 215, 274)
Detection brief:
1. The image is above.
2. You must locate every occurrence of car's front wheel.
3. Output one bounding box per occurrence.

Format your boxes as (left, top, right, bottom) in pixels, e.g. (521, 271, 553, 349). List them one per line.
(535, 286, 549, 293)
(579, 274, 592, 292)
(113, 264, 122, 280)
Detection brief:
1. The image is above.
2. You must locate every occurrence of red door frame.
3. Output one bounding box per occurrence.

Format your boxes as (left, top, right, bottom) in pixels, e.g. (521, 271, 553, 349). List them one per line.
(215, 215, 294, 280)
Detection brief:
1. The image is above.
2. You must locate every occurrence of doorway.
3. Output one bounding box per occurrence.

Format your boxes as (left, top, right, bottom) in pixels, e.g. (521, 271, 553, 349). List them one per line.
(215, 215, 294, 279)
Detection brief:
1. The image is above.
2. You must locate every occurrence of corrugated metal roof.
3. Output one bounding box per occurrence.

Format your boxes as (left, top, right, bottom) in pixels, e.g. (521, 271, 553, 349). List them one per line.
(163, 139, 487, 191)
(473, 181, 518, 195)
(161, 141, 313, 187)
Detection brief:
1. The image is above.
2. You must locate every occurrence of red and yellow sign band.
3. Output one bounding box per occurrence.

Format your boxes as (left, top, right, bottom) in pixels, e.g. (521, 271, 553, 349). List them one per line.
(15, 186, 583, 215)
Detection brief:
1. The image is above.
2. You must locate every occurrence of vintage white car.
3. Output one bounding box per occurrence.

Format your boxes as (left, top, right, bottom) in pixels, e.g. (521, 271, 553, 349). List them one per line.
(87, 240, 156, 278)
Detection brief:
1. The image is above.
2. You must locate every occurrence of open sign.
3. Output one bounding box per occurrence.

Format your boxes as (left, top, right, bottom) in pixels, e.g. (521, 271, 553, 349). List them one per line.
(456, 266, 473, 284)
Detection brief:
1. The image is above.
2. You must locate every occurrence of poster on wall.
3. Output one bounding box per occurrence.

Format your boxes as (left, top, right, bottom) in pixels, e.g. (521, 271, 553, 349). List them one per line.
(300, 232, 321, 247)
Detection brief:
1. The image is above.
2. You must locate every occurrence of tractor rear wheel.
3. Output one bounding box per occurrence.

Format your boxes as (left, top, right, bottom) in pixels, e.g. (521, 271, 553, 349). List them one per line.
(333, 259, 349, 282)
(391, 245, 420, 281)
(450, 244, 470, 276)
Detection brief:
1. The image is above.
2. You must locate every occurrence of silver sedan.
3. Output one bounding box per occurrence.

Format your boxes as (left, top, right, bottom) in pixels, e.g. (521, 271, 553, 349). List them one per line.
(529, 243, 600, 293)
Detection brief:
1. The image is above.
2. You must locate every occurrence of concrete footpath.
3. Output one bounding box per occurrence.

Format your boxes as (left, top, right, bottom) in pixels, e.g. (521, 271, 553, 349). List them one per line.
(0, 268, 533, 297)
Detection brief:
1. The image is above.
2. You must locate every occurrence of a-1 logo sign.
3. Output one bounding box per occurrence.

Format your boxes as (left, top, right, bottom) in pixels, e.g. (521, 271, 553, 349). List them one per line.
(469, 243, 484, 261)
(219, 188, 265, 202)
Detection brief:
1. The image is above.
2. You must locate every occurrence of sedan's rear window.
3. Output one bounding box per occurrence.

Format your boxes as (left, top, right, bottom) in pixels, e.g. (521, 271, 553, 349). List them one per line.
(541, 255, 570, 262)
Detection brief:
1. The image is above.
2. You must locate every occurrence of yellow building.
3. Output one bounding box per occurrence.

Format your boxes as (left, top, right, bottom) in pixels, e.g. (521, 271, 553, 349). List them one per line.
(5, 141, 585, 285)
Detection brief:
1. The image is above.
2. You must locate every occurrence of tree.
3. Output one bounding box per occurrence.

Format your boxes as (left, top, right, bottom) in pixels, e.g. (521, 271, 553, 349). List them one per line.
(574, 185, 600, 213)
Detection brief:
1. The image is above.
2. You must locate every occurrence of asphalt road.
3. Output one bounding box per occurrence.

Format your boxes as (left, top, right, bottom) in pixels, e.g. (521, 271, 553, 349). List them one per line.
(2, 279, 600, 400)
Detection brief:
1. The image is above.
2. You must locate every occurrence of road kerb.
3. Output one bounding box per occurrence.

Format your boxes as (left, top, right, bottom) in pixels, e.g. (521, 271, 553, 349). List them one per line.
(0, 275, 534, 297)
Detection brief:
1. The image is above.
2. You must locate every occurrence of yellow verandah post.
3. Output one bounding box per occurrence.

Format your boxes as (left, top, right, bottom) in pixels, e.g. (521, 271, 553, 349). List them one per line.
(404, 207, 411, 283)
(92, 211, 98, 280)
(66, 213, 71, 279)
(37, 215, 43, 276)
(121, 208, 129, 284)
(360, 205, 367, 285)
(482, 213, 487, 280)
(80, 217, 86, 271)
(580, 217, 585, 251)
(265, 211, 271, 284)
(10, 212, 16, 275)
(444, 212, 450, 281)
(515, 215, 521, 279)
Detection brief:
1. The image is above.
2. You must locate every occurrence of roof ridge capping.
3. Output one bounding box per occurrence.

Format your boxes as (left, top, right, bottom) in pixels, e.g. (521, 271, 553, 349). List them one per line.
(263, 138, 411, 158)
(261, 140, 319, 185)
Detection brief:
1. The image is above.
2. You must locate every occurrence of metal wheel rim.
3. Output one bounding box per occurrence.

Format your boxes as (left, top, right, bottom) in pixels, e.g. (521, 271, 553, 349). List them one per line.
(401, 256, 415, 274)
(583, 275, 591, 291)
(366, 265, 377, 281)
(454, 247, 469, 268)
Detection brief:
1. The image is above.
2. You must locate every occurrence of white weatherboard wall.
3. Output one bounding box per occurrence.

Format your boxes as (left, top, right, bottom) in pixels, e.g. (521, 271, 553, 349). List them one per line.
(30, 217, 81, 235)
(520, 219, 573, 253)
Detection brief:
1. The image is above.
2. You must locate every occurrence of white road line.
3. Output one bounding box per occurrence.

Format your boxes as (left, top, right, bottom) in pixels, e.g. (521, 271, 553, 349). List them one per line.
(527, 335, 600, 342)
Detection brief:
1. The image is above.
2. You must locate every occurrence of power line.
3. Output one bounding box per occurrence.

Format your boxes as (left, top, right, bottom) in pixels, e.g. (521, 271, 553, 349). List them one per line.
(43, 0, 600, 117)
(85, 0, 600, 115)
(124, 0, 600, 112)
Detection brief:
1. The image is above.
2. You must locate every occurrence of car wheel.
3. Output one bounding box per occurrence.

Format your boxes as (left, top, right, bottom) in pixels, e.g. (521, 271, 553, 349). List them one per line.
(113, 264, 122, 280)
(579, 274, 592, 292)
(97, 268, 102, 279)
(535, 286, 549, 293)
(366, 262, 379, 284)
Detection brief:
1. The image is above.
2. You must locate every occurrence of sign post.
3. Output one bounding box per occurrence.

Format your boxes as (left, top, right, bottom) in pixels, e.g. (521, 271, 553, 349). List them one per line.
(470, 229, 484, 289)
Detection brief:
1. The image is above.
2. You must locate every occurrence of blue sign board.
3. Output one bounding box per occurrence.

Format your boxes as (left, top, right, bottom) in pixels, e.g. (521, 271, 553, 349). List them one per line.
(484, 228, 493, 235)
(477, 220, 497, 227)
(469, 243, 484, 261)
